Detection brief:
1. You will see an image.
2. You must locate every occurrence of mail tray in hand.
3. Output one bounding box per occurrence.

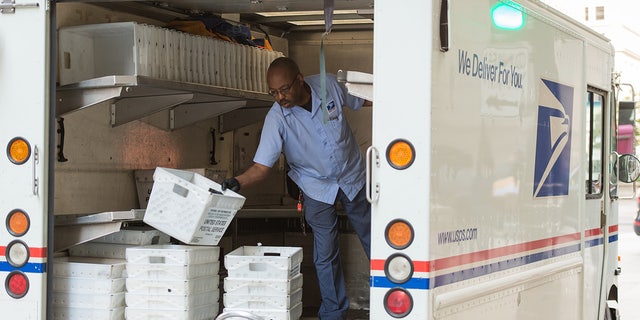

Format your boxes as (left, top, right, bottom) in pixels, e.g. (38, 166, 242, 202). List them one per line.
(143, 167, 245, 245)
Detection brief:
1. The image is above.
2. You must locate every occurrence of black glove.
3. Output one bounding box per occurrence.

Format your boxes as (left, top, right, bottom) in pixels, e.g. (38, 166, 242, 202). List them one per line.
(221, 177, 241, 192)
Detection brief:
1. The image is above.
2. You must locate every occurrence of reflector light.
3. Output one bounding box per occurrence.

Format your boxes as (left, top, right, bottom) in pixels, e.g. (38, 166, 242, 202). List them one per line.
(385, 254, 414, 284)
(6, 241, 29, 268)
(385, 220, 414, 249)
(386, 139, 415, 169)
(6, 271, 28, 298)
(384, 288, 413, 317)
(7, 137, 31, 165)
(7, 209, 30, 237)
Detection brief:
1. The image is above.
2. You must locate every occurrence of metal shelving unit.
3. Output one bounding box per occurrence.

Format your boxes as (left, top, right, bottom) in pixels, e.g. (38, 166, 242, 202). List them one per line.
(56, 75, 274, 131)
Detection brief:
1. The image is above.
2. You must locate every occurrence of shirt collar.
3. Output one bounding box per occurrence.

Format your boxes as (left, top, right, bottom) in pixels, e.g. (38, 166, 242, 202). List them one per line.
(279, 82, 320, 117)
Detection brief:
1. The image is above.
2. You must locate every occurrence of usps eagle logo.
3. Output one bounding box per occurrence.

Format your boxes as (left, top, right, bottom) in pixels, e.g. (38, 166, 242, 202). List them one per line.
(533, 79, 574, 197)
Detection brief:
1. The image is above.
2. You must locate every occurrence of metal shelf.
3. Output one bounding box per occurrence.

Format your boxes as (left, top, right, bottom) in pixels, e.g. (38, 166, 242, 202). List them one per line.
(56, 75, 274, 130)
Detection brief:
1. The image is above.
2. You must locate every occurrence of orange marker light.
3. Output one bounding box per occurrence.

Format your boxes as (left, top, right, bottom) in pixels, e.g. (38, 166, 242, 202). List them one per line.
(386, 220, 414, 249)
(387, 139, 415, 169)
(7, 209, 29, 237)
(7, 137, 30, 164)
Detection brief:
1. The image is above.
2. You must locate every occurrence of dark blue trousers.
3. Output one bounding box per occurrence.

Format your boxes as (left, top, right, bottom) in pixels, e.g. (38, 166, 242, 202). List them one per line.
(303, 187, 371, 320)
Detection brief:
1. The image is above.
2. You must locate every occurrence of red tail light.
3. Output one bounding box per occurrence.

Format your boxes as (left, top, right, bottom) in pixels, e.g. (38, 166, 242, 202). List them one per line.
(6, 271, 28, 298)
(385, 288, 413, 317)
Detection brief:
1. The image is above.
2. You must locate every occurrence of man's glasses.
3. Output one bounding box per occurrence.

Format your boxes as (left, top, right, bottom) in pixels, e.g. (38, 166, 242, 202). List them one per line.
(268, 78, 297, 98)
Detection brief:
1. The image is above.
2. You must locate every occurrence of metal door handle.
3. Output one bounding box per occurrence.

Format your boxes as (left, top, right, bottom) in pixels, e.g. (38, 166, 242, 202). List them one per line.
(366, 146, 380, 203)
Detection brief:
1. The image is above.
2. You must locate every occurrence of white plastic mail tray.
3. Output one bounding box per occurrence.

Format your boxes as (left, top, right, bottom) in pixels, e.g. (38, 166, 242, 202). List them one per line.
(125, 289, 219, 309)
(92, 228, 170, 245)
(125, 244, 220, 265)
(144, 167, 245, 245)
(53, 256, 126, 279)
(125, 303, 218, 320)
(127, 261, 220, 280)
(67, 242, 136, 260)
(51, 291, 125, 309)
(222, 302, 302, 320)
(52, 276, 125, 294)
(224, 273, 303, 296)
(224, 246, 303, 280)
(126, 275, 219, 296)
(223, 287, 302, 310)
(52, 306, 125, 320)
(59, 22, 284, 90)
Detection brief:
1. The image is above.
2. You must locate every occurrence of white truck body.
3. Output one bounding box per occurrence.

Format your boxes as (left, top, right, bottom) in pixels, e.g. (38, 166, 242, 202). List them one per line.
(370, 0, 620, 319)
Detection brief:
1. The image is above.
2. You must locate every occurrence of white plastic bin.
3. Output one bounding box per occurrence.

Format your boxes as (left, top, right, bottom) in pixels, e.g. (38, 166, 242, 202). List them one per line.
(51, 291, 125, 309)
(224, 273, 303, 296)
(125, 303, 218, 320)
(223, 302, 303, 320)
(68, 242, 136, 260)
(52, 276, 125, 294)
(52, 306, 125, 320)
(91, 228, 170, 245)
(126, 275, 219, 295)
(53, 257, 126, 279)
(225, 246, 303, 280)
(223, 288, 302, 309)
(127, 261, 219, 280)
(125, 289, 219, 309)
(58, 22, 147, 85)
(143, 167, 245, 245)
(126, 244, 220, 265)
(59, 21, 284, 89)
(135, 168, 227, 209)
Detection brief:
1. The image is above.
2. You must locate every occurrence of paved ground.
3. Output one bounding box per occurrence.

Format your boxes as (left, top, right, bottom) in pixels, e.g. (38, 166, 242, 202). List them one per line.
(616, 192, 640, 320)
(301, 308, 368, 320)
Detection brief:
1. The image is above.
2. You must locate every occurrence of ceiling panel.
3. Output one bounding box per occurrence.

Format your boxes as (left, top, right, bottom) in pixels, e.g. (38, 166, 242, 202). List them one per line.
(140, 0, 373, 13)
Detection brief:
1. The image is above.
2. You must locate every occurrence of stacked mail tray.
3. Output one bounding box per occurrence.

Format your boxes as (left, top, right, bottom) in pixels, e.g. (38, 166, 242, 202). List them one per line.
(223, 246, 304, 320)
(58, 21, 285, 92)
(125, 244, 220, 320)
(53, 229, 171, 320)
(52, 256, 127, 320)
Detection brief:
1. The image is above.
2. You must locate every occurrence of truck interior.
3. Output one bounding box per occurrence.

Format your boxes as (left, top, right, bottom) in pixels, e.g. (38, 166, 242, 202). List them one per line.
(52, 0, 375, 317)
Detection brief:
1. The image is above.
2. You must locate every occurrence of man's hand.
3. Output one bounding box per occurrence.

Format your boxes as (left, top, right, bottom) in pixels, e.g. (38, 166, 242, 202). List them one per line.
(221, 177, 241, 192)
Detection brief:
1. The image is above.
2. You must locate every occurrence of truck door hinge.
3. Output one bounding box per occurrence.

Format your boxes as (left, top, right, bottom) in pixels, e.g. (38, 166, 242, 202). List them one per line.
(0, 0, 39, 14)
(32, 145, 39, 196)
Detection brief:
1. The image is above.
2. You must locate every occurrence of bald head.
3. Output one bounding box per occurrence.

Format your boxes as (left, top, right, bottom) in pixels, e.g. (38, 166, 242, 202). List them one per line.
(266, 57, 310, 109)
(267, 57, 300, 80)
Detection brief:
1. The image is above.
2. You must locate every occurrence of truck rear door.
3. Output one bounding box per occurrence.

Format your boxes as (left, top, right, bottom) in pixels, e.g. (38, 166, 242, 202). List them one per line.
(0, 1, 51, 319)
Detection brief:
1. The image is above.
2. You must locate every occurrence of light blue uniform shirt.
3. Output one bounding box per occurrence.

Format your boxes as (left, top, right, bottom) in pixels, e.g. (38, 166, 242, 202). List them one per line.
(253, 74, 365, 204)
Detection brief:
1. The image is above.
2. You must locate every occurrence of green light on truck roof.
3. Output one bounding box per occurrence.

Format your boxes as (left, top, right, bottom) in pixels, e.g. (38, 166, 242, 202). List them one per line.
(491, 2, 525, 30)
